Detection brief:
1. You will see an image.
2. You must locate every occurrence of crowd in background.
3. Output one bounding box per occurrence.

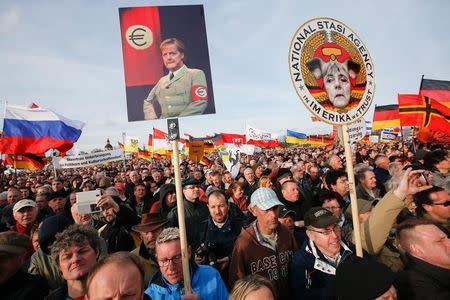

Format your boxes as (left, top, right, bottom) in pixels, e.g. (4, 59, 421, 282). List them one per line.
(0, 141, 449, 300)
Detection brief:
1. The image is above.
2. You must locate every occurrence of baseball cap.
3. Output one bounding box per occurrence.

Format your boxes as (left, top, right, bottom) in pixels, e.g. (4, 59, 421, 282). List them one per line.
(0, 231, 30, 254)
(278, 206, 296, 218)
(13, 199, 36, 214)
(304, 207, 339, 228)
(250, 188, 283, 210)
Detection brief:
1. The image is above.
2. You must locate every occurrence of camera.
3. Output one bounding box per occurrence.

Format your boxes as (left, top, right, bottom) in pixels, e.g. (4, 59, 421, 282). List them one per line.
(77, 190, 102, 214)
(195, 242, 218, 269)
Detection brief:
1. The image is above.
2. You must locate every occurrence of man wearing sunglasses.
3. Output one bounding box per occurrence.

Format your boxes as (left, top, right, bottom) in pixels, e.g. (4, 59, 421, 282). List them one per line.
(145, 227, 228, 300)
(414, 186, 450, 235)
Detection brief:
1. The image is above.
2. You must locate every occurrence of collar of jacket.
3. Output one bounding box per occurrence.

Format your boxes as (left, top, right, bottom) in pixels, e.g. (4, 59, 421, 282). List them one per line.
(207, 215, 232, 232)
(407, 255, 450, 287)
(306, 239, 353, 275)
(150, 260, 199, 291)
(252, 221, 279, 252)
(138, 242, 157, 265)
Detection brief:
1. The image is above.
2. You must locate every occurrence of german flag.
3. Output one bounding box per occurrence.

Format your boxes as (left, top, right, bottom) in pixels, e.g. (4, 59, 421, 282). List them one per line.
(420, 78, 450, 108)
(398, 95, 450, 130)
(137, 150, 151, 160)
(372, 105, 400, 131)
(5, 153, 46, 170)
(147, 134, 153, 153)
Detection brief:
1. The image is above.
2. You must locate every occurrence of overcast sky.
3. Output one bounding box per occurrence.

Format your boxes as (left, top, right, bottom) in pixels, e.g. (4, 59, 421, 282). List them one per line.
(1, 0, 449, 151)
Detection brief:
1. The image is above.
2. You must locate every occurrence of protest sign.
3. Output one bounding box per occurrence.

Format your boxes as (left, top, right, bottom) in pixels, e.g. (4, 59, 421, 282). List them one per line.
(53, 149, 124, 169)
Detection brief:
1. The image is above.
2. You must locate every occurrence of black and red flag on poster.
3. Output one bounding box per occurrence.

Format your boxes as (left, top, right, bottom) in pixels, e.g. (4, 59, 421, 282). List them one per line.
(119, 5, 215, 122)
(419, 78, 450, 107)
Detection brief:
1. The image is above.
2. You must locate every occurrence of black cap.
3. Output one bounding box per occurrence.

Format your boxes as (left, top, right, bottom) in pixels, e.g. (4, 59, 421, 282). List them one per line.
(182, 177, 202, 187)
(278, 206, 296, 218)
(48, 190, 67, 200)
(304, 207, 339, 228)
(334, 256, 395, 300)
(277, 168, 292, 180)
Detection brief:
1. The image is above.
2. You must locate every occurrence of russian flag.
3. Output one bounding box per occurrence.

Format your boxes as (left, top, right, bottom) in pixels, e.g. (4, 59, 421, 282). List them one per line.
(0, 104, 85, 155)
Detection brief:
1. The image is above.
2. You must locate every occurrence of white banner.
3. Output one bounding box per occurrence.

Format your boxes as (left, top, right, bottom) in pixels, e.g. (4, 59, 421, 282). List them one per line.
(380, 130, 398, 142)
(246, 125, 273, 142)
(53, 149, 124, 169)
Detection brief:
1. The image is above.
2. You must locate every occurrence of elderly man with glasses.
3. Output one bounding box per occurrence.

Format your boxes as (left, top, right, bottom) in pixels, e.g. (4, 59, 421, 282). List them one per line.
(145, 227, 228, 300)
(289, 206, 357, 299)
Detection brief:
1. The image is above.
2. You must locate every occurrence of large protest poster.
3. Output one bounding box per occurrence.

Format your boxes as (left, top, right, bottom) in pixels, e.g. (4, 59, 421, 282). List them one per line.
(119, 5, 215, 121)
(288, 18, 375, 125)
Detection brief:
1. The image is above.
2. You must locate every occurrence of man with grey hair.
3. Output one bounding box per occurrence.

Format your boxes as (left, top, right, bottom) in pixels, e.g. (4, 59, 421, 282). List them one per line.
(374, 155, 391, 196)
(46, 224, 100, 299)
(356, 167, 380, 202)
(229, 187, 297, 299)
(328, 154, 344, 171)
(145, 227, 228, 299)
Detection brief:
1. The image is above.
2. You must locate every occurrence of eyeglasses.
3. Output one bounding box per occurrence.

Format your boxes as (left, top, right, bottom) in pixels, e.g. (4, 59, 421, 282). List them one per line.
(308, 225, 341, 236)
(323, 206, 340, 211)
(157, 254, 182, 267)
(430, 200, 450, 207)
(184, 185, 199, 190)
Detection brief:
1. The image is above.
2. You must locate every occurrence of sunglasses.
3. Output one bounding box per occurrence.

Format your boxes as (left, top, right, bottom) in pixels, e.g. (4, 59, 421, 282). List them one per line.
(430, 200, 450, 207)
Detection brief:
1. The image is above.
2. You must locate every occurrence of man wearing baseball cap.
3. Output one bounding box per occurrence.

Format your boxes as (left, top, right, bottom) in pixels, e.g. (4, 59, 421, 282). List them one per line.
(12, 199, 38, 237)
(229, 187, 297, 299)
(0, 231, 49, 299)
(289, 207, 357, 299)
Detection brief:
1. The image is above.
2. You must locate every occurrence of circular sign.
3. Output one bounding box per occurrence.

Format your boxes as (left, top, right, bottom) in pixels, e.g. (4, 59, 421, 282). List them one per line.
(288, 18, 375, 125)
(126, 25, 153, 50)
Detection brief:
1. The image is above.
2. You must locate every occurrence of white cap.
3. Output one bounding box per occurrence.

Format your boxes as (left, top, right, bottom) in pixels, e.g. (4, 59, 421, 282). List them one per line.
(13, 199, 36, 213)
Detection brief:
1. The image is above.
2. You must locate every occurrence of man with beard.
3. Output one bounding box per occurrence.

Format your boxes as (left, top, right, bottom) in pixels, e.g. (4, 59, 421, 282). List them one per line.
(229, 188, 297, 299)
(131, 213, 168, 284)
(197, 190, 243, 287)
(98, 195, 135, 253)
(46, 224, 100, 299)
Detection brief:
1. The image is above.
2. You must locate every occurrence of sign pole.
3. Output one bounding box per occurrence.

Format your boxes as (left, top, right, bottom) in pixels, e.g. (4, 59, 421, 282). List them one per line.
(168, 118, 192, 294)
(341, 123, 363, 257)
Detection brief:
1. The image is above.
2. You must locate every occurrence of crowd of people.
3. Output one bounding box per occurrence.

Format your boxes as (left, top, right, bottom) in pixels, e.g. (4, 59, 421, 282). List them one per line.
(0, 141, 449, 300)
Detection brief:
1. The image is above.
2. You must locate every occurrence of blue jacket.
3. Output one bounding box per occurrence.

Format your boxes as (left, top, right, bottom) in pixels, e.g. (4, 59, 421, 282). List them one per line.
(289, 239, 355, 299)
(145, 262, 228, 300)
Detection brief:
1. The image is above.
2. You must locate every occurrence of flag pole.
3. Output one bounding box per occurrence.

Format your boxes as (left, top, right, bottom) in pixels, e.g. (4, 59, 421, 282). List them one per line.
(418, 74, 424, 94)
(342, 123, 363, 257)
(52, 150, 58, 178)
(122, 132, 127, 172)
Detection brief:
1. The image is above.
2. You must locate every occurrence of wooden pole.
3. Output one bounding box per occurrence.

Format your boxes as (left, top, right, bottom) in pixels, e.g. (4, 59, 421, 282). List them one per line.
(341, 124, 363, 257)
(172, 139, 193, 294)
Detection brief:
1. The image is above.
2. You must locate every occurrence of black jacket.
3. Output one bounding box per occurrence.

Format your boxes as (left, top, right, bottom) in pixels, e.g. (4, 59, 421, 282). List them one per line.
(1, 270, 49, 300)
(167, 198, 209, 251)
(395, 255, 450, 300)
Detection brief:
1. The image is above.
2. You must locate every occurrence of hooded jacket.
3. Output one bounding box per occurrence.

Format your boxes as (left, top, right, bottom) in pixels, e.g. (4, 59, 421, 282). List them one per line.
(150, 184, 176, 218)
(228, 221, 297, 299)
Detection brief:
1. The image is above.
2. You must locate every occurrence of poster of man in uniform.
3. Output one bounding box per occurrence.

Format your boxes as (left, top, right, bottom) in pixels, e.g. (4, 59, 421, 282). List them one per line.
(119, 5, 215, 121)
(288, 18, 375, 125)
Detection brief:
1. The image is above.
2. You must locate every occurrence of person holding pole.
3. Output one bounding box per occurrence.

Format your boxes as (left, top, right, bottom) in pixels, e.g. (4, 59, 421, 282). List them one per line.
(144, 227, 228, 300)
(289, 168, 432, 299)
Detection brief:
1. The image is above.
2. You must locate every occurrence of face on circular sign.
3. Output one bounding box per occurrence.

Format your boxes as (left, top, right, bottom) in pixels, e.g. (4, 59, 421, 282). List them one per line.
(288, 18, 375, 125)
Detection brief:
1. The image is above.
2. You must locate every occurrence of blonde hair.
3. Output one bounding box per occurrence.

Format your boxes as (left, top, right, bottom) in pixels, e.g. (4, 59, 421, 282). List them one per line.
(156, 227, 180, 245)
(229, 274, 276, 300)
